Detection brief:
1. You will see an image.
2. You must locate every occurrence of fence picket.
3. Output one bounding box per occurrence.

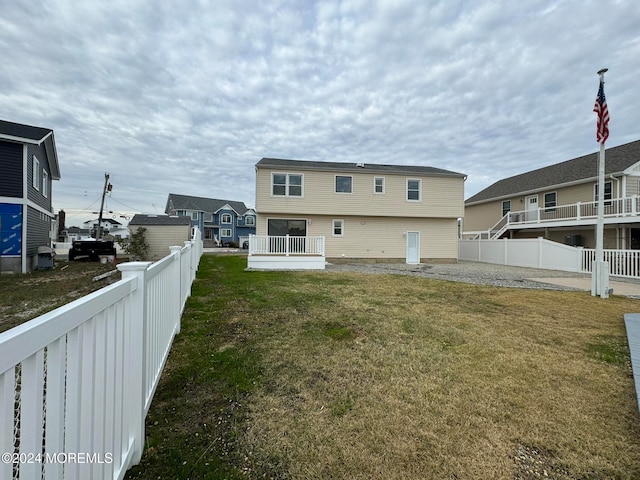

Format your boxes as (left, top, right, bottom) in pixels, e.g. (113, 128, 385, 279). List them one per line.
(0, 228, 203, 479)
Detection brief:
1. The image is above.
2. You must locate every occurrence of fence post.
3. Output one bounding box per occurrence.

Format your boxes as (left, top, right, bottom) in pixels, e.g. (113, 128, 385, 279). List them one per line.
(537, 237, 543, 268)
(171, 246, 184, 333)
(117, 261, 152, 465)
(285, 234, 290, 256)
(503, 237, 508, 265)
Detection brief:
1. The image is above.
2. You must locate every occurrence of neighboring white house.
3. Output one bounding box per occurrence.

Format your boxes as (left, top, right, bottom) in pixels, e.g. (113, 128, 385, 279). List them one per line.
(254, 158, 466, 265)
(128, 214, 193, 260)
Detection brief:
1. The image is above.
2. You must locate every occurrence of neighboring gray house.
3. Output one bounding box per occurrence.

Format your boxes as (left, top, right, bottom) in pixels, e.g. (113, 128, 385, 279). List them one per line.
(127, 214, 192, 260)
(165, 193, 256, 246)
(0, 119, 61, 273)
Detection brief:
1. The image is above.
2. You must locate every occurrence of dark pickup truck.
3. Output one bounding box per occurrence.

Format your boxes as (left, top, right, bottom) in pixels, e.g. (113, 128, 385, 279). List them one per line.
(68, 240, 117, 261)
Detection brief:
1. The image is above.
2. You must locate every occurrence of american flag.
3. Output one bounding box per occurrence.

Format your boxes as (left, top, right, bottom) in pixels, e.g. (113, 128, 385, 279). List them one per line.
(593, 78, 609, 144)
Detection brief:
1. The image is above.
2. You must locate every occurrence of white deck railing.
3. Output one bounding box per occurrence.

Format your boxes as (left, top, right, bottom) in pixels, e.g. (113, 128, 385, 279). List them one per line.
(472, 196, 640, 240)
(0, 228, 202, 480)
(248, 234, 325, 256)
(582, 248, 640, 279)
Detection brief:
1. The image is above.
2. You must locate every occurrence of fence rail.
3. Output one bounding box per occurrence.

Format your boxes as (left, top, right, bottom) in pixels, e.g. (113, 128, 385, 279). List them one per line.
(0, 228, 202, 480)
(460, 237, 640, 279)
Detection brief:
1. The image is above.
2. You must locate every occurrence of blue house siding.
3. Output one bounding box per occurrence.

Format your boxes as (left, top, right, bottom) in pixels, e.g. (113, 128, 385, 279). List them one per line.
(27, 143, 53, 211)
(165, 194, 256, 245)
(0, 141, 23, 197)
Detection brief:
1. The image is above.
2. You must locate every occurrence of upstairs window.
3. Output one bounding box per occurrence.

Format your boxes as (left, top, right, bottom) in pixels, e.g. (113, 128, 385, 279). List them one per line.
(42, 170, 49, 198)
(33, 156, 40, 190)
(374, 177, 385, 194)
(221, 213, 232, 224)
(335, 175, 353, 193)
(245, 216, 255, 226)
(407, 179, 421, 201)
(191, 211, 198, 220)
(544, 192, 557, 211)
(594, 181, 612, 206)
(272, 173, 303, 197)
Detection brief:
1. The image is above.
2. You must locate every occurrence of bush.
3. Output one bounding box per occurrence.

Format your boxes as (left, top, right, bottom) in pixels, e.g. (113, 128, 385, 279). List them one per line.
(119, 227, 150, 260)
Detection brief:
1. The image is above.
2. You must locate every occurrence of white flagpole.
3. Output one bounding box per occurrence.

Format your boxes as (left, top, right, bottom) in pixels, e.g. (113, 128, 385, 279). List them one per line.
(592, 68, 609, 298)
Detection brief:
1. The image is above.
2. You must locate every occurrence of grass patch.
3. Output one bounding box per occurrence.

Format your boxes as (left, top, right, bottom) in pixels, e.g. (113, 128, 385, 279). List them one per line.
(0, 260, 120, 333)
(127, 255, 640, 479)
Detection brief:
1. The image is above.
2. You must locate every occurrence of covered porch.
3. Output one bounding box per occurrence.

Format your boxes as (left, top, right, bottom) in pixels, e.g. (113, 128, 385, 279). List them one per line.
(247, 234, 326, 270)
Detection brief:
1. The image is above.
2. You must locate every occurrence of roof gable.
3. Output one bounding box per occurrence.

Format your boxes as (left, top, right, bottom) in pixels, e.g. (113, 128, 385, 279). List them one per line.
(0, 119, 61, 180)
(466, 140, 640, 204)
(165, 193, 250, 216)
(256, 158, 465, 178)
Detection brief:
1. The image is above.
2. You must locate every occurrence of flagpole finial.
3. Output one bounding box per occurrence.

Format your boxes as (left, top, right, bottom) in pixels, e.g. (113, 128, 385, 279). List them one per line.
(597, 68, 608, 76)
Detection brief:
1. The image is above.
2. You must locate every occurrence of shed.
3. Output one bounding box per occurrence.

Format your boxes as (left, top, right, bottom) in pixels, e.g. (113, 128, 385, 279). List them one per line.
(128, 214, 192, 260)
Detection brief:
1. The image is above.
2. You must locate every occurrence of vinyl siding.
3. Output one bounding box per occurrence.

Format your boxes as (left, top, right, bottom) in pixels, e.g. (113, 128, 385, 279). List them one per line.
(464, 178, 629, 232)
(0, 140, 23, 197)
(257, 214, 458, 260)
(256, 168, 464, 218)
(130, 225, 192, 260)
(26, 206, 51, 256)
(27, 143, 53, 211)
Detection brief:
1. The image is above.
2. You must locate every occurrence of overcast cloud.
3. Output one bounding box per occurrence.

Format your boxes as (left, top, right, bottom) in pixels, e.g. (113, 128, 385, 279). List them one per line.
(1, 0, 638, 226)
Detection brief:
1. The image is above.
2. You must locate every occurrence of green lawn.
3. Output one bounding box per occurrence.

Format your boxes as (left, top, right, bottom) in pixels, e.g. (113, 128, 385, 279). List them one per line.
(126, 255, 640, 479)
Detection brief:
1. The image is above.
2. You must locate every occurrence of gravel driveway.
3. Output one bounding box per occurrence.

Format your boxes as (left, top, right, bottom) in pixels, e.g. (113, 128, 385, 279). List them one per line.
(325, 261, 598, 292)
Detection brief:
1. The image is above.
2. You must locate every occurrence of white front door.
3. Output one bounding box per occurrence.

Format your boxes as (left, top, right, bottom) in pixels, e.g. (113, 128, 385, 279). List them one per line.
(406, 231, 420, 264)
(525, 195, 539, 222)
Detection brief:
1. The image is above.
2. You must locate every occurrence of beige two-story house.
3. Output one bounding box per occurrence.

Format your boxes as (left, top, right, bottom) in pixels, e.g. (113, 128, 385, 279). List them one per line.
(254, 158, 466, 263)
(464, 139, 640, 249)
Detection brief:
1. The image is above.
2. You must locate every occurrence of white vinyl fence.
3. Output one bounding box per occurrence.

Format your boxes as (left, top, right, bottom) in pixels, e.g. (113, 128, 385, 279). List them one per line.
(459, 237, 640, 279)
(0, 228, 202, 480)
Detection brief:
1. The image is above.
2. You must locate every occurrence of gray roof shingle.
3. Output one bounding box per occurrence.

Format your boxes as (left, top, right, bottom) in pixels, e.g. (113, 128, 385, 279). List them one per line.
(165, 193, 251, 215)
(129, 214, 192, 226)
(256, 158, 466, 178)
(466, 140, 640, 204)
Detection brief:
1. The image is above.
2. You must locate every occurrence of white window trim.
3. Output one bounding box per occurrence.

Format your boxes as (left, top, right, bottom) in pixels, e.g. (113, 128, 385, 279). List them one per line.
(221, 228, 232, 237)
(191, 211, 198, 220)
(33, 156, 40, 191)
(374, 177, 385, 194)
(332, 219, 344, 237)
(335, 175, 353, 194)
(406, 178, 421, 202)
(42, 170, 49, 198)
(244, 216, 255, 226)
(221, 213, 232, 224)
(271, 172, 304, 197)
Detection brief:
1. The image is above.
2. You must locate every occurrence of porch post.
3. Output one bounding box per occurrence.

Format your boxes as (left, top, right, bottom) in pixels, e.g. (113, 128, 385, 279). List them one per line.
(576, 202, 581, 220)
(285, 234, 290, 256)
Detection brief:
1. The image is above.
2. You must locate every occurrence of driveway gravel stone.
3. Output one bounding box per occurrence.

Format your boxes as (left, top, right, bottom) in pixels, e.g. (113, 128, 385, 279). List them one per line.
(325, 260, 640, 295)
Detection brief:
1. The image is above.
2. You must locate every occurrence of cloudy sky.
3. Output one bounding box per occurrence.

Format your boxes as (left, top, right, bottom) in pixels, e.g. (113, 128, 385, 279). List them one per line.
(1, 0, 638, 226)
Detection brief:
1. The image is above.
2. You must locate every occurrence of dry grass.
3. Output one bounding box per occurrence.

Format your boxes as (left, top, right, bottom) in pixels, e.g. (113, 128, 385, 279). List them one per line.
(129, 256, 640, 479)
(0, 260, 120, 333)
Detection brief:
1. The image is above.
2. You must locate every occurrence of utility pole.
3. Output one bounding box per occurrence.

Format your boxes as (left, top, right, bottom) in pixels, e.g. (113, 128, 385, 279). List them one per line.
(97, 173, 112, 240)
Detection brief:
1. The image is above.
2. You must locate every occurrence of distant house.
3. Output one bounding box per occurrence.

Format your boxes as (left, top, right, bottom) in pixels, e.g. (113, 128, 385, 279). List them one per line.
(464, 140, 640, 249)
(165, 193, 256, 246)
(254, 158, 466, 263)
(65, 226, 93, 242)
(128, 214, 192, 260)
(0, 119, 61, 273)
